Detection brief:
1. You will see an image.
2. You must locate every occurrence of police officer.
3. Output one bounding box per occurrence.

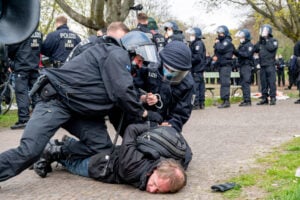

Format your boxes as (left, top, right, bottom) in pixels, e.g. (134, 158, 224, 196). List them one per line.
(234, 29, 254, 106)
(186, 27, 206, 109)
(254, 24, 278, 105)
(276, 55, 285, 87)
(8, 30, 43, 129)
(42, 15, 81, 67)
(148, 17, 165, 52)
(136, 41, 194, 168)
(294, 40, 300, 104)
(66, 22, 130, 61)
(214, 25, 235, 108)
(0, 31, 160, 183)
(163, 21, 185, 43)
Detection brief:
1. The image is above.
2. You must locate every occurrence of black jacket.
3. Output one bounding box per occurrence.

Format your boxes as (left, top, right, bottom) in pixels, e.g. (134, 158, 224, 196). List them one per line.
(88, 123, 161, 190)
(42, 24, 81, 62)
(134, 64, 194, 132)
(214, 36, 235, 66)
(294, 41, 300, 57)
(190, 39, 206, 73)
(254, 37, 278, 67)
(42, 40, 144, 118)
(235, 40, 254, 67)
(8, 30, 42, 72)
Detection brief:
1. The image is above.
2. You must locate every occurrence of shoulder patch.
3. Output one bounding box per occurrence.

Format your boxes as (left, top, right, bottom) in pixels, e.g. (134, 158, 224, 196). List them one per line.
(223, 41, 228, 46)
(248, 46, 253, 52)
(273, 41, 278, 46)
(195, 45, 200, 51)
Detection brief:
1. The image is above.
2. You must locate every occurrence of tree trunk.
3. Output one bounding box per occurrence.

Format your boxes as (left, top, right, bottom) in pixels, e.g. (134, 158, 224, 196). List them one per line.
(55, 0, 135, 30)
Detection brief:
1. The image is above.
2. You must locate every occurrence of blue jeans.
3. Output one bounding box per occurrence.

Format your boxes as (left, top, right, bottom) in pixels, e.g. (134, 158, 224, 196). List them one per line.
(60, 157, 90, 178)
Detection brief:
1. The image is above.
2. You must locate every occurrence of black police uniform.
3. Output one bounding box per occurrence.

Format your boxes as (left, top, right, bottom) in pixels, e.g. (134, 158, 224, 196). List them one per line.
(294, 41, 300, 86)
(254, 37, 278, 102)
(42, 24, 81, 67)
(8, 30, 43, 126)
(0, 40, 146, 182)
(235, 39, 254, 103)
(190, 38, 206, 108)
(214, 36, 235, 103)
(276, 58, 285, 86)
(133, 64, 194, 168)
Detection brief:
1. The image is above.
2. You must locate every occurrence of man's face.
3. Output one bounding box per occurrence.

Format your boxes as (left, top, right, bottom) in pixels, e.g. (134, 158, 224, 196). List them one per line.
(146, 170, 171, 193)
(132, 55, 144, 68)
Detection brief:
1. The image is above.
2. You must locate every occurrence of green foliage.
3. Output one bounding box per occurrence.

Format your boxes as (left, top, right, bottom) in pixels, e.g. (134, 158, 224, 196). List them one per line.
(0, 110, 18, 127)
(222, 137, 300, 199)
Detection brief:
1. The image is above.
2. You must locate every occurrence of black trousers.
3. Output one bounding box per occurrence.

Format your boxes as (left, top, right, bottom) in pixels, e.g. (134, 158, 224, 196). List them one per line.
(240, 65, 252, 102)
(0, 99, 112, 182)
(260, 65, 277, 99)
(192, 72, 205, 105)
(14, 70, 39, 121)
(219, 65, 232, 100)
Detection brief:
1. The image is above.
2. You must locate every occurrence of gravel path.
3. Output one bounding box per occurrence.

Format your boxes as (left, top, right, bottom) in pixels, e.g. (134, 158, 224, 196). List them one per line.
(0, 98, 299, 200)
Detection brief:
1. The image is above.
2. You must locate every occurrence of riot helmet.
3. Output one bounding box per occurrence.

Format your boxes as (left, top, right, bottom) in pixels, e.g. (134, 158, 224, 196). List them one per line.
(163, 21, 179, 31)
(186, 27, 204, 42)
(216, 25, 230, 37)
(159, 41, 191, 85)
(121, 31, 158, 63)
(235, 28, 251, 43)
(259, 24, 272, 37)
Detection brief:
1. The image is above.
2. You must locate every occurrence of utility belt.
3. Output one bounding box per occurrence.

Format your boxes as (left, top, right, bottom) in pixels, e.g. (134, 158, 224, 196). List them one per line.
(40, 83, 60, 102)
(29, 75, 60, 101)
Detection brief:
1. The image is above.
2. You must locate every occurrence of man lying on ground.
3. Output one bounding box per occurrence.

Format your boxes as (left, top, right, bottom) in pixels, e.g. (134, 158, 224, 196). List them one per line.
(34, 123, 188, 193)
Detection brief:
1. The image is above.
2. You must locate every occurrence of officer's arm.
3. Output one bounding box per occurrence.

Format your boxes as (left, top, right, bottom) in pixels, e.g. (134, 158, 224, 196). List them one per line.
(214, 40, 233, 54)
(167, 79, 194, 132)
(102, 49, 145, 119)
(265, 39, 278, 52)
(192, 42, 206, 66)
(238, 44, 254, 59)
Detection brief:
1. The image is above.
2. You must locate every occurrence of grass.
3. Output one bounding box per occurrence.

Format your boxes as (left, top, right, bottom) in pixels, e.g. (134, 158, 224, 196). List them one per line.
(0, 110, 18, 127)
(222, 137, 300, 200)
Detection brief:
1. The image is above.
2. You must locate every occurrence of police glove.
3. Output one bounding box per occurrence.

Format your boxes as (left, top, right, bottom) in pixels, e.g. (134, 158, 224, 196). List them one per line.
(146, 111, 163, 124)
(259, 36, 266, 45)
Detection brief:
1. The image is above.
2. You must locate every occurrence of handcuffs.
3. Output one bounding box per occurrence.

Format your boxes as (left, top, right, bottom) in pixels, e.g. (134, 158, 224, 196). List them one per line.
(139, 88, 163, 109)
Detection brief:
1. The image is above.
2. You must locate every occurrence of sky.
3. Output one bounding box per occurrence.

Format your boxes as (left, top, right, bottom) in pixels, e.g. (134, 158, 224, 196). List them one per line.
(169, 0, 252, 33)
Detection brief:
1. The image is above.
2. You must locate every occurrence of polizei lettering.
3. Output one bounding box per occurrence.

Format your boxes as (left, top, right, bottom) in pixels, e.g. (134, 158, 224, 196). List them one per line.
(60, 33, 77, 39)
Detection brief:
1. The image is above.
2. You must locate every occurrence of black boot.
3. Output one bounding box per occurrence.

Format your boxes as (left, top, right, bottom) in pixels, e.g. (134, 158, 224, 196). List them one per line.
(199, 102, 205, 110)
(257, 98, 269, 105)
(239, 101, 251, 107)
(270, 98, 276, 105)
(33, 139, 65, 178)
(295, 99, 300, 104)
(218, 100, 230, 108)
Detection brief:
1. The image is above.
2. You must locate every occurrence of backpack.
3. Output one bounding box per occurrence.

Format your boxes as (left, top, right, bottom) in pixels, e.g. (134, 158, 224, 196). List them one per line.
(136, 126, 187, 161)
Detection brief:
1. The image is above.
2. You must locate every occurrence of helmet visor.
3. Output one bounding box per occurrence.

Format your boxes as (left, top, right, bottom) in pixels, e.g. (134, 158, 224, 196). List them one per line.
(217, 26, 225, 34)
(235, 31, 245, 38)
(163, 63, 189, 85)
(136, 44, 158, 63)
(260, 26, 270, 37)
